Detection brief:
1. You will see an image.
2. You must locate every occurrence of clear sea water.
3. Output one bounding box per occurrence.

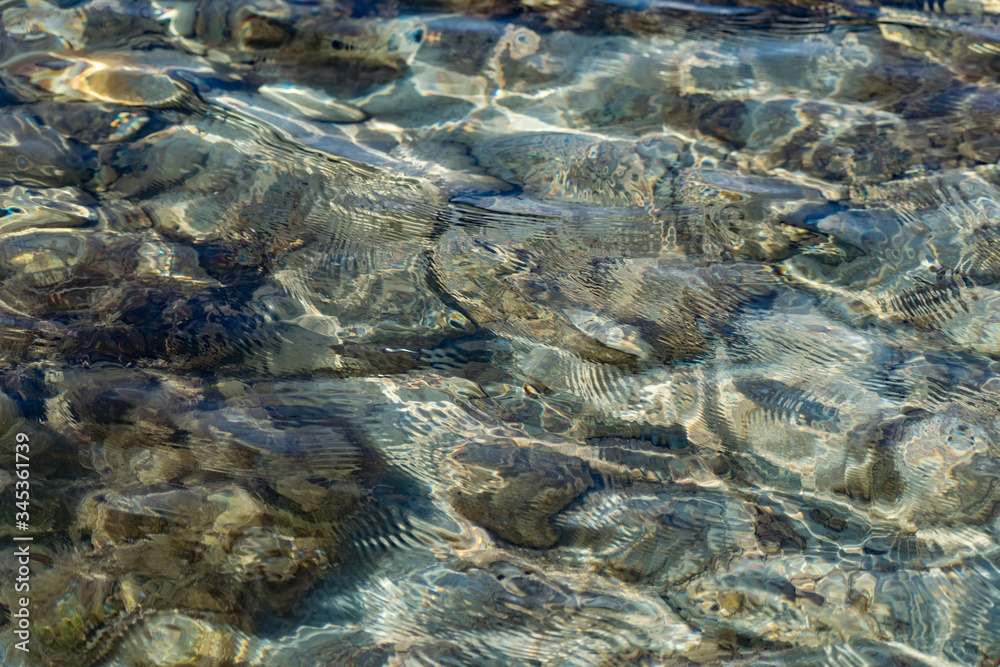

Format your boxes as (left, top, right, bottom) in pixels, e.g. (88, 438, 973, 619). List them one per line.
(2, 0, 1000, 664)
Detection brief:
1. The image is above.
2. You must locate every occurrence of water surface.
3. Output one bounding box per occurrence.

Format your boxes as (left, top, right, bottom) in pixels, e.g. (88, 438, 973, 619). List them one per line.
(1, 0, 1000, 664)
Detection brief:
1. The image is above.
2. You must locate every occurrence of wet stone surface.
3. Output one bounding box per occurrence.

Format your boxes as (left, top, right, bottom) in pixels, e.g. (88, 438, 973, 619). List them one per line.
(2, 0, 1000, 665)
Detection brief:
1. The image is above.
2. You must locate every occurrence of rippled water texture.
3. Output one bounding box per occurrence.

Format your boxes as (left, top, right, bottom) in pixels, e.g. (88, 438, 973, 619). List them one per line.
(3, 0, 1000, 664)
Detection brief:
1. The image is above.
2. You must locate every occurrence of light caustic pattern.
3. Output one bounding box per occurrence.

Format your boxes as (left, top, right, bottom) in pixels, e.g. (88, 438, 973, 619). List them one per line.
(2, 0, 1000, 665)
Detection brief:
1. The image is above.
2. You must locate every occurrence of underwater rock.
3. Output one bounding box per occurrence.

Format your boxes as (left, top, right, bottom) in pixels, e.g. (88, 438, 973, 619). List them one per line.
(6, 52, 190, 107)
(555, 484, 756, 587)
(448, 438, 592, 547)
(0, 114, 91, 188)
(1, 0, 168, 51)
(469, 131, 676, 207)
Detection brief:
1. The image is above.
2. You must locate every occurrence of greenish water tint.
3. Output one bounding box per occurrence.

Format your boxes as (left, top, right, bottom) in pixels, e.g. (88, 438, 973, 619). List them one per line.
(1, 0, 1000, 664)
